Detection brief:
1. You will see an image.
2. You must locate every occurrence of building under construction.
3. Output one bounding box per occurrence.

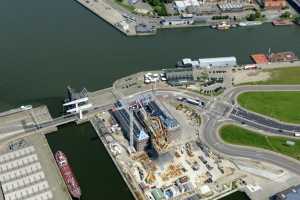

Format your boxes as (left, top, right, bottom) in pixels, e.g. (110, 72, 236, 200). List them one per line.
(111, 101, 150, 152)
(110, 95, 180, 154)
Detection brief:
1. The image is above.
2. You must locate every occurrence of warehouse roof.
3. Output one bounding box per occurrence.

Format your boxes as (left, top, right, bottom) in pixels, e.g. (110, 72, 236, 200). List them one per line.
(199, 56, 237, 63)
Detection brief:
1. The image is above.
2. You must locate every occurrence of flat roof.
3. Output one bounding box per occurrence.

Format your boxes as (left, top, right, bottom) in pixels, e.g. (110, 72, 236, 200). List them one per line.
(199, 56, 237, 63)
(251, 54, 269, 64)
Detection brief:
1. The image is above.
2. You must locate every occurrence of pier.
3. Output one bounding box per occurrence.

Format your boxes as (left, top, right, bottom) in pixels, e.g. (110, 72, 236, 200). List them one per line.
(75, 0, 137, 36)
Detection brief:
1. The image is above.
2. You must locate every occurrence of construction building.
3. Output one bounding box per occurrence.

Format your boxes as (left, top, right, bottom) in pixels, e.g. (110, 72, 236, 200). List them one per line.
(111, 95, 180, 154)
(141, 95, 180, 153)
(142, 99, 179, 131)
(111, 101, 150, 152)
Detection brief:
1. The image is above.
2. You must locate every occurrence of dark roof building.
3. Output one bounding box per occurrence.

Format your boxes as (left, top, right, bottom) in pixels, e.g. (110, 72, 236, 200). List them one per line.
(111, 101, 149, 151)
(164, 68, 194, 86)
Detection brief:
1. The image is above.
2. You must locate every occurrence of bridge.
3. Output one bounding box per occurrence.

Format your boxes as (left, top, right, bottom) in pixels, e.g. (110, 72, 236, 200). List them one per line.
(30, 103, 114, 133)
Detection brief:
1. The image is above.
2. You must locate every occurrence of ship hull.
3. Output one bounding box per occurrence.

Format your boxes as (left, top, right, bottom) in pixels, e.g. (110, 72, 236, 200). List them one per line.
(55, 151, 82, 199)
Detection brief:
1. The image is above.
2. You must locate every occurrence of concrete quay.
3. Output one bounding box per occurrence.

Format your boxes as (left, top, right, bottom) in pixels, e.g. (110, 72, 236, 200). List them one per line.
(257, 60, 300, 69)
(90, 117, 146, 200)
(0, 132, 72, 200)
(0, 106, 57, 139)
(75, 0, 137, 36)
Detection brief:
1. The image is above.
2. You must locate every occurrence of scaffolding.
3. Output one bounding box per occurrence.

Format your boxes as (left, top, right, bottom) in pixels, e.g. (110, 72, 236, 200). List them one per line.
(149, 116, 169, 153)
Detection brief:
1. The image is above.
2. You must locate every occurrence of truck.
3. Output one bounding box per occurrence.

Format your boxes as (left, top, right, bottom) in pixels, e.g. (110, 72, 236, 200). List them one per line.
(185, 98, 205, 107)
(294, 132, 300, 137)
(244, 64, 257, 70)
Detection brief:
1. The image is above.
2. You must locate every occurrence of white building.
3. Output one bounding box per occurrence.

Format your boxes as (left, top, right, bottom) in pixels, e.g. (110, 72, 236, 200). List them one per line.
(174, 0, 200, 12)
(197, 57, 237, 68)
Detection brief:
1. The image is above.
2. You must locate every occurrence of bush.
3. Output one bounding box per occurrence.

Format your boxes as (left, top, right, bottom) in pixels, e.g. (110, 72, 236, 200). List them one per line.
(247, 11, 262, 21)
(146, 0, 167, 16)
(212, 15, 229, 20)
(280, 11, 292, 19)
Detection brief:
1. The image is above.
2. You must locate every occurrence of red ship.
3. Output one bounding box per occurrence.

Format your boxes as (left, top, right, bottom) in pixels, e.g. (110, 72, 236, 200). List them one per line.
(55, 151, 82, 199)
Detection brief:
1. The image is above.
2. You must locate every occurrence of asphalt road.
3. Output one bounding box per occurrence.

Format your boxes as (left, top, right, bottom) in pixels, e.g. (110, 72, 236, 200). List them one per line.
(201, 115, 300, 175)
(150, 85, 300, 175)
(200, 85, 300, 174)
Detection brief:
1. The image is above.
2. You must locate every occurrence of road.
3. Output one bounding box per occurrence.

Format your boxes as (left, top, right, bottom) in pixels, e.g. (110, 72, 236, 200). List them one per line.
(143, 85, 300, 175)
(199, 85, 300, 175)
(201, 115, 300, 175)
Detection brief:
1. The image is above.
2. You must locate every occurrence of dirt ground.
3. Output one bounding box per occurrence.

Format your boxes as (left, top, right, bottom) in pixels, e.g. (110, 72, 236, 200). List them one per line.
(233, 70, 270, 85)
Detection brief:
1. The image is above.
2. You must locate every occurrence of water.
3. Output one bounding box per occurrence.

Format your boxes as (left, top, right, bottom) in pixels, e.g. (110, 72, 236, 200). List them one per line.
(46, 124, 134, 200)
(220, 191, 250, 200)
(1, 0, 300, 199)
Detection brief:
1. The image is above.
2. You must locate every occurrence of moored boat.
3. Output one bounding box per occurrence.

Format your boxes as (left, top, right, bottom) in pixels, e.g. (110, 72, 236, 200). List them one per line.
(55, 151, 81, 199)
(238, 21, 263, 26)
(216, 21, 231, 30)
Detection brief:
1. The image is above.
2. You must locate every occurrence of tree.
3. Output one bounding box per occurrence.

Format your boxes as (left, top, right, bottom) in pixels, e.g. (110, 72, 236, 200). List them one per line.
(247, 13, 256, 21)
(255, 11, 261, 19)
(280, 11, 292, 19)
(295, 16, 300, 24)
(247, 11, 262, 21)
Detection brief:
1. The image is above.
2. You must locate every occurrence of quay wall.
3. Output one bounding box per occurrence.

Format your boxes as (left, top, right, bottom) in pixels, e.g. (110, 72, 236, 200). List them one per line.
(90, 117, 145, 200)
(74, 0, 136, 36)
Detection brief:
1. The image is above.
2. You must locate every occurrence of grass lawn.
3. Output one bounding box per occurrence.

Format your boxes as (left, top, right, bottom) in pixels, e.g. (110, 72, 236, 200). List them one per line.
(246, 67, 300, 85)
(220, 124, 300, 160)
(237, 91, 300, 124)
(114, 0, 135, 12)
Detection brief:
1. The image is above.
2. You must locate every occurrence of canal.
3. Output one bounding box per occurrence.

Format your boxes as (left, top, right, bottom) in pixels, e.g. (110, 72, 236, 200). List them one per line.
(1, 0, 300, 199)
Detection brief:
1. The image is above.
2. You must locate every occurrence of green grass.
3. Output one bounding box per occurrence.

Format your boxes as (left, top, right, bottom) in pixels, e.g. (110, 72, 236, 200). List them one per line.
(237, 91, 300, 124)
(220, 125, 300, 160)
(114, 0, 135, 12)
(245, 67, 300, 85)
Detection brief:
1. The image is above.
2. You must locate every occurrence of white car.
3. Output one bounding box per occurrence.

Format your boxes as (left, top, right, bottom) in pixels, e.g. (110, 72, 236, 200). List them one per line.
(20, 105, 33, 110)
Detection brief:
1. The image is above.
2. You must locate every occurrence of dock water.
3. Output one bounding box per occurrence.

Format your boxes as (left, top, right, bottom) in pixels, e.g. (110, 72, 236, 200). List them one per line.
(90, 117, 143, 200)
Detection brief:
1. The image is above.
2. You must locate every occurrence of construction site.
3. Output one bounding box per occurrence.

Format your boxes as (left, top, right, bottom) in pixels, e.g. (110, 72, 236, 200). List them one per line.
(94, 93, 246, 200)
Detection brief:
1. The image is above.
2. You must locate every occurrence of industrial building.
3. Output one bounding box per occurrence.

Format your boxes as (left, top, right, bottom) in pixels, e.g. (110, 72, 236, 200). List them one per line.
(177, 56, 237, 69)
(164, 68, 194, 86)
(197, 57, 237, 68)
(111, 101, 150, 152)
